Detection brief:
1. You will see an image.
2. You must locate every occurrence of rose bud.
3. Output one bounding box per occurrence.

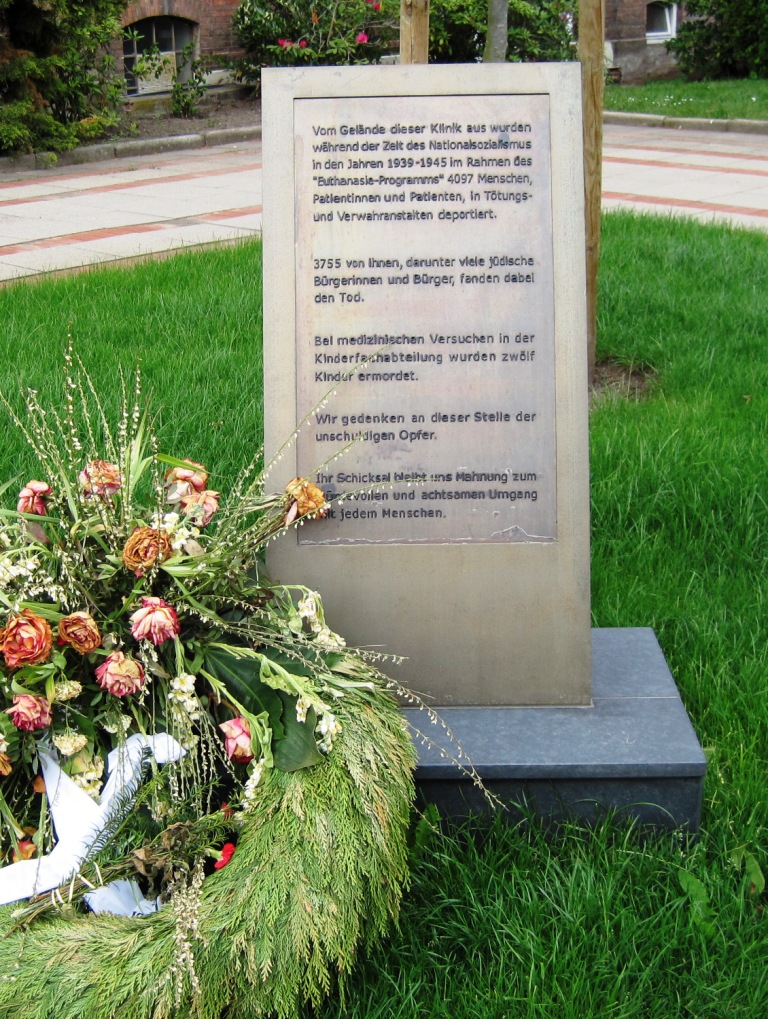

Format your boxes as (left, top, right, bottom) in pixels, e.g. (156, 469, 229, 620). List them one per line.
(179, 489, 220, 527)
(17, 480, 52, 516)
(218, 717, 254, 764)
(129, 597, 180, 645)
(214, 842, 236, 870)
(122, 526, 173, 577)
(57, 612, 102, 654)
(165, 460, 208, 503)
(6, 694, 53, 731)
(0, 610, 53, 668)
(95, 652, 145, 697)
(79, 460, 122, 499)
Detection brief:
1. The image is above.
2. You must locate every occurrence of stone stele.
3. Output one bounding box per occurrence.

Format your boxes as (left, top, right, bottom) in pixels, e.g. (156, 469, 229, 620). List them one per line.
(263, 63, 590, 707)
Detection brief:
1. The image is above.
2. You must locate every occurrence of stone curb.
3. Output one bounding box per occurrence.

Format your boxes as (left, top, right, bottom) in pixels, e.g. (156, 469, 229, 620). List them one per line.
(603, 111, 768, 135)
(0, 124, 262, 174)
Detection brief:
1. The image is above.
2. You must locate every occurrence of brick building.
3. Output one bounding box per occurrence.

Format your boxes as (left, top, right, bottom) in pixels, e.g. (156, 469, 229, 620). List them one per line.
(114, 1, 685, 95)
(118, 0, 241, 94)
(606, 1, 685, 83)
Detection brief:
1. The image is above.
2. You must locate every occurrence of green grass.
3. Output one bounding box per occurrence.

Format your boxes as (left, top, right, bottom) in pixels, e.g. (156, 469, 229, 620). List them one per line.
(1, 216, 768, 1016)
(605, 76, 768, 120)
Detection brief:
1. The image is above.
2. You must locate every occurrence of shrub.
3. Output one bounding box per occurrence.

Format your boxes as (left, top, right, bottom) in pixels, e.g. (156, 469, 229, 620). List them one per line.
(233, 0, 398, 83)
(668, 0, 768, 80)
(0, 0, 126, 154)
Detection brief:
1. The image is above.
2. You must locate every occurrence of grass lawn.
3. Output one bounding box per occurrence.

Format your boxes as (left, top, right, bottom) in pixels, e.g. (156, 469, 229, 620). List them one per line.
(1, 213, 767, 1017)
(605, 76, 768, 121)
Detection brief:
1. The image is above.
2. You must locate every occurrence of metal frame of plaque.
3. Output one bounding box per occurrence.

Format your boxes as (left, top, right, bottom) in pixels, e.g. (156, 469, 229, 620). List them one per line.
(263, 63, 590, 706)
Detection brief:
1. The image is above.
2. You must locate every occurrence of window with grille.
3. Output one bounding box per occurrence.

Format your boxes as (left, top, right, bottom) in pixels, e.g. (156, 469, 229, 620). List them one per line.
(123, 17, 196, 95)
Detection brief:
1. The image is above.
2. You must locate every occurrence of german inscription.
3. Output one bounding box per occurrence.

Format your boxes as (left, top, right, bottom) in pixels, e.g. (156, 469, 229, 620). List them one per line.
(294, 93, 556, 544)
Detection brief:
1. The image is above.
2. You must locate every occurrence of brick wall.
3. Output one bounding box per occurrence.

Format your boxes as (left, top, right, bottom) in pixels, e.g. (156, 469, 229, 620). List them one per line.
(606, 1, 687, 83)
(121, 0, 241, 57)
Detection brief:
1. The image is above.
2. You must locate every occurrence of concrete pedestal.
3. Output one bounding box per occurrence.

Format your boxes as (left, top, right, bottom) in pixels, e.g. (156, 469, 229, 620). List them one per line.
(405, 628, 707, 830)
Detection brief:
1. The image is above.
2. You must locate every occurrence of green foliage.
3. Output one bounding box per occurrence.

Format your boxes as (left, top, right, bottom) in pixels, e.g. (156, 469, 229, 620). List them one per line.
(604, 76, 768, 120)
(130, 39, 209, 118)
(233, 0, 397, 85)
(668, 0, 768, 79)
(0, 0, 126, 154)
(429, 0, 576, 64)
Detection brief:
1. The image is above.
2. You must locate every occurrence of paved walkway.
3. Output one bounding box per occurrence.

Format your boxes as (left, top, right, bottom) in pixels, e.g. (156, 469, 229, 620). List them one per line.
(0, 118, 766, 283)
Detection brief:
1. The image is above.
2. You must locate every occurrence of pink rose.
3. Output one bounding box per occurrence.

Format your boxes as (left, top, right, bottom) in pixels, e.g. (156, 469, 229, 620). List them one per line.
(6, 694, 52, 732)
(165, 460, 208, 503)
(1, 610, 54, 668)
(299, 40, 307, 48)
(277, 38, 291, 48)
(79, 460, 122, 499)
(17, 480, 52, 516)
(373, 2, 381, 9)
(179, 489, 220, 527)
(219, 717, 253, 763)
(129, 597, 180, 645)
(356, 32, 368, 43)
(95, 652, 145, 697)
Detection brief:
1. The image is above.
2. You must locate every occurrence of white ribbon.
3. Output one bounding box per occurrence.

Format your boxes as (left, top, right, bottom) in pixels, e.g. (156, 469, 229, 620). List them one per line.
(0, 732, 184, 911)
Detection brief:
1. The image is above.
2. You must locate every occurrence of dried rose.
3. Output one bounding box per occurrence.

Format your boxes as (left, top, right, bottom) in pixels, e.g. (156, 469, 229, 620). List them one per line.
(0, 753, 12, 777)
(214, 842, 236, 870)
(5, 694, 52, 732)
(0, 610, 53, 668)
(219, 717, 254, 763)
(17, 480, 52, 516)
(284, 477, 328, 525)
(165, 460, 209, 503)
(57, 612, 102, 654)
(179, 489, 220, 527)
(79, 460, 122, 499)
(95, 652, 145, 697)
(129, 596, 180, 645)
(122, 527, 173, 577)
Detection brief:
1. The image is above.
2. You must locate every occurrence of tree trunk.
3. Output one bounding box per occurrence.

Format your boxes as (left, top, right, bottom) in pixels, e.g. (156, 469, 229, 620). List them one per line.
(483, 0, 508, 63)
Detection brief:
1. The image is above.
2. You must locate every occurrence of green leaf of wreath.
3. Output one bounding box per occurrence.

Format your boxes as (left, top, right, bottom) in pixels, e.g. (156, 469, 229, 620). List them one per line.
(203, 645, 284, 739)
(272, 690, 324, 772)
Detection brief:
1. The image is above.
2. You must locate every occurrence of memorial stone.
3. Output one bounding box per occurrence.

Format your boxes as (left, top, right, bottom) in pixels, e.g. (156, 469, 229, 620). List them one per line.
(263, 64, 591, 706)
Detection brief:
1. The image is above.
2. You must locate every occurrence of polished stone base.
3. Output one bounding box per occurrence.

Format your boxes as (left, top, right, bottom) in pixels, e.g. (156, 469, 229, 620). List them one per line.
(404, 628, 707, 830)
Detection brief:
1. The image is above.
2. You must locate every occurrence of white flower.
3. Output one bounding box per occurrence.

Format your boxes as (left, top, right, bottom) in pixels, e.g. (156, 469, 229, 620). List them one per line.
(102, 715, 132, 735)
(314, 626, 346, 650)
(0, 733, 8, 754)
(53, 732, 89, 756)
(297, 592, 319, 621)
(241, 758, 267, 811)
(53, 679, 83, 702)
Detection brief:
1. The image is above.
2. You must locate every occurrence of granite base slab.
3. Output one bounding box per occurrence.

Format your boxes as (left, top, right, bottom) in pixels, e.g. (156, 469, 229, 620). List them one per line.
(404, 628, 707, 830)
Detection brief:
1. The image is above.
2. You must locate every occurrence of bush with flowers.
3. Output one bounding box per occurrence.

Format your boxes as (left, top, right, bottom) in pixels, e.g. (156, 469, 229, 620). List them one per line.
(233, 0, 397, 83)
(0, 350, 419, 1019)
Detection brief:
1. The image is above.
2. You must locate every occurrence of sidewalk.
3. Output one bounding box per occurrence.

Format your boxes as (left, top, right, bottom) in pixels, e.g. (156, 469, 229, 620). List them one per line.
(0, 115, 767, 284)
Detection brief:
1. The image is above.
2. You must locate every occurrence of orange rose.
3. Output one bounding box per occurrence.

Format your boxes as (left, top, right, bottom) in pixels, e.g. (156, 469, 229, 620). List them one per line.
(122, 527, 173, 577)
(0, 753, 12, 777)
(0, 610, 53, 668)
(79, 460, 122, 500)
(57, 612, 102, 654)
(95, 652, 145, 697)
(165, 460, 208, 503)
(284, 477, 328, 525)
(179, 489, 220, 527)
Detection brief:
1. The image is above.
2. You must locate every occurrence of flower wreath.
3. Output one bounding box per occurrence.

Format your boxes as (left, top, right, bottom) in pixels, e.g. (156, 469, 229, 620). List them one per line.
(0, 353, 418, 1019)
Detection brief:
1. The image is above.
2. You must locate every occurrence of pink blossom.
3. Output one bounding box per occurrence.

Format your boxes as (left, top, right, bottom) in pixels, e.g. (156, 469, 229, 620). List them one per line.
(356, 32, 368, 44)
(95, 652, 145, 697)
(299, 39, 307, 48)
(129, 597, 180, 645)
(5, 694, 52, 732)
(219, 717, 253, 763)
(277, 38, 292, 48)
(79, 460, 122, 500)
(165, 460, 208, 504)
(373, 2, 381, 10)
(179, 489, 220, 527)
(17, 480, 52, 516)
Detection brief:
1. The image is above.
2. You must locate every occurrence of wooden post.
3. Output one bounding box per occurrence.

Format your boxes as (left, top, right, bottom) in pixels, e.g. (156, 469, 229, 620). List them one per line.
(578, 0, 605, 384)
(400, 0, 430, 64)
